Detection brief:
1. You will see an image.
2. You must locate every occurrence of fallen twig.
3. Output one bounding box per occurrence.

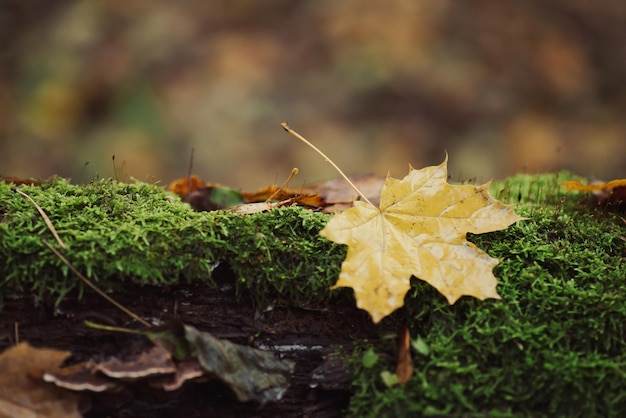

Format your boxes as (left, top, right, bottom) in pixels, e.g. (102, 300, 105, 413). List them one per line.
(13, 187, 67, 249)
(42, 239, 150, 327)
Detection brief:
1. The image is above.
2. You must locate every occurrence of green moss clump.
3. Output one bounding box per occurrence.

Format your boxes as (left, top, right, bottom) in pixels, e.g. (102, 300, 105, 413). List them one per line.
(347, 172, 626, 417)
(208, 203, 346, 303)
(0, 178, 344, 306)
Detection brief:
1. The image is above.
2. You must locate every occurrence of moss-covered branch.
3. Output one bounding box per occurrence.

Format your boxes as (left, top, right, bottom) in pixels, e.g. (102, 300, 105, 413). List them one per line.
(1, 172, 625, 416)
(0, 178, 345, 307)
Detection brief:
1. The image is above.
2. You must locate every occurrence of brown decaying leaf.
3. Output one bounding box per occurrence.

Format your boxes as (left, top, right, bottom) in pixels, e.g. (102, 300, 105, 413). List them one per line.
(309, 175, 385, 213)
(241, 184, 300, 203)
(167, 174, 205, 196)
(44, 325, 294, 406)
(321, 156, 526, 323)
(562, 179, 626, 210)
(167, 165, 387, 214)
(168, 175, 239, 211)
(184, 324, 295, 404)
(562, 179, 626, 192)
(0, 343, 85, 418)
(1, 176, 41, 186)
(168, 174, 325, 212)
(228, 194, 324, 214)
(395, 326, 414, 386)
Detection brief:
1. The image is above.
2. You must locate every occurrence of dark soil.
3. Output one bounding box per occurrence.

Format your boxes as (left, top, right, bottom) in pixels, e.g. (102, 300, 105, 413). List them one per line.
(0, 268, 380, 418)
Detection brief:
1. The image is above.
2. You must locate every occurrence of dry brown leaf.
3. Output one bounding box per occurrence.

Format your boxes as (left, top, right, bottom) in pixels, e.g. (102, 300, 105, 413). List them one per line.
(395, 326, 413, 386)
(320, 156, 525, 323)
(0, 343, 84, 418)
(309, 175, 385, 213)
(562, 179, 626, 210)
(167, 174, 205, 196)
(168, 173, 324, 212)
(562, 179, 626, 192)
(1, 176, 41, 186)
(229, 195, 324, 214)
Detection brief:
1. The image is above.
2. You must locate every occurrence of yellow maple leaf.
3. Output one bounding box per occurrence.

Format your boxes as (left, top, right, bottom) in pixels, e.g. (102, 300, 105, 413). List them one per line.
(320, 156, 526, 323)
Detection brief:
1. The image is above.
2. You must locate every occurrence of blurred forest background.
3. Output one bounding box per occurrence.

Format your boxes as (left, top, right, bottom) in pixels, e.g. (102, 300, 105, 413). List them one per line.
(1, 0, 624, 189)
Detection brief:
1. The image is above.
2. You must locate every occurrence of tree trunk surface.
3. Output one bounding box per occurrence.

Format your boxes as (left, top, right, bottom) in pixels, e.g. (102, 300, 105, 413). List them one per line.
(0, 272, 378, 418)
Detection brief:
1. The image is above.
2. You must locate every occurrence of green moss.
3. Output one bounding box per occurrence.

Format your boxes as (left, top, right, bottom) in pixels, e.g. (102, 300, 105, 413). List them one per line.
(0, 178, 344, 306)
(348, 172, 626, 417)
(2, 172, 625, 416)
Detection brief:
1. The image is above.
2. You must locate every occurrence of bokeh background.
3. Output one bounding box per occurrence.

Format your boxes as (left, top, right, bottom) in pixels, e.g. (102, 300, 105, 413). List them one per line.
(1, 0, 624, 189)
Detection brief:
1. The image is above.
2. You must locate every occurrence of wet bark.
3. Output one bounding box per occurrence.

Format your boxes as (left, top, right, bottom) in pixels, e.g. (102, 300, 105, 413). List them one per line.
(0, 269, 380, 418)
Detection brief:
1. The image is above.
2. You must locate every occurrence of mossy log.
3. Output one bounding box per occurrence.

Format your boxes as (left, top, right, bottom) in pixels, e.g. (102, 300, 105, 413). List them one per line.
(1, 173, 625, 417)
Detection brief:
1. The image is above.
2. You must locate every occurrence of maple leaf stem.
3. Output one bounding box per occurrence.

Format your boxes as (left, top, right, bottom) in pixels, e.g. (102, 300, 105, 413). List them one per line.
(281, 122, 374, 207)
